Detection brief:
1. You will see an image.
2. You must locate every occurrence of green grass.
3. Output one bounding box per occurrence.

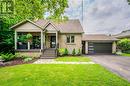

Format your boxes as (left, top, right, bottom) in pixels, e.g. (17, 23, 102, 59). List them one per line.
(0, 64, 130, 86)
(121, 53, 130, 57)
(55, 56, 91, 62)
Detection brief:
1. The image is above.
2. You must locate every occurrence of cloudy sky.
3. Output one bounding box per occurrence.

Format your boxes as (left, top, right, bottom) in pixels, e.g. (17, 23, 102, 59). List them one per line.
(65, 0, 130, 35)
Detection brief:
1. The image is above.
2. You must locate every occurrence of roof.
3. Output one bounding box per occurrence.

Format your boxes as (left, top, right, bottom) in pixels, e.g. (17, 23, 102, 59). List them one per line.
(114, 30, 130, 38)
(82, 34, 118, 41)
(10, 19, 43, 30)
(35, 19, 84, 33)
(11, 19, 84, 33)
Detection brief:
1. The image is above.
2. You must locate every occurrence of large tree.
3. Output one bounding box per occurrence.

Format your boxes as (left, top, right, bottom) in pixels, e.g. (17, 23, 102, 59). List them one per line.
(1, 0, 68, 30)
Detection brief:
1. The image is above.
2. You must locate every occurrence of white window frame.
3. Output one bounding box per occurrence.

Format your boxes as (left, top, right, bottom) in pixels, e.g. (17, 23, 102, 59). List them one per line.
(66, 35, 75, 44)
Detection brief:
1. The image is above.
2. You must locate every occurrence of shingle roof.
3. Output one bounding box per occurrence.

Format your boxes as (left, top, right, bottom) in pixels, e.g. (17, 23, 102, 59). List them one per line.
(114, 30, 130, 38)
(82, 34, 118, 41)
(10, 19, 83, 33)
(35, 19, 84, 33)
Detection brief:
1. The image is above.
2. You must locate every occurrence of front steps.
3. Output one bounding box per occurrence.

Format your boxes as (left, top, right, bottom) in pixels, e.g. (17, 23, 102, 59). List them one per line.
(40, 48, 57, 59)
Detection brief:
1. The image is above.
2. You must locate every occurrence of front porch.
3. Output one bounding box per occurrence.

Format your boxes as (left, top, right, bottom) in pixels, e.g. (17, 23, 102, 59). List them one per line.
(15, 32, 59, 52)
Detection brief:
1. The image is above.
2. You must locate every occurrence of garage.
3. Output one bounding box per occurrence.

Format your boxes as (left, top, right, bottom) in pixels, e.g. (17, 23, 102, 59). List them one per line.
(82, 34, 118, 54)
(88, 42, 112, 54)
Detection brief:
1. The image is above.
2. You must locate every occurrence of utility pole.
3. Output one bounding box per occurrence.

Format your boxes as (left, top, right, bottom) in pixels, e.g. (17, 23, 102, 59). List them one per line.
(82, 0, 84, 29)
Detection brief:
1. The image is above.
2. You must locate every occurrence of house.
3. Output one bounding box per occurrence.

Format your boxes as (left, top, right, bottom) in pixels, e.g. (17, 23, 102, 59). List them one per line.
(11, 19, 118, 58)
(114, 30, 130, 39)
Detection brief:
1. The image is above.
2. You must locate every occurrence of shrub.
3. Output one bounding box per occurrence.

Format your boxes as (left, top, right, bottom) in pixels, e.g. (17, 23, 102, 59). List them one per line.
(24, 57, 33, 62)
(117, 38, 130, 53)
(18, 35, 27, 43)
(0, 53, 16, 61)
(72, 49, 76, 56)
(58, 48, 65, 56)
(64, 48, 68, 55)
(77, 49, 81, 55)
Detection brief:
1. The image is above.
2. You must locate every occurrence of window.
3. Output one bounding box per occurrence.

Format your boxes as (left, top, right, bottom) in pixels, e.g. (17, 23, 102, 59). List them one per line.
(66, 35, 75, 43)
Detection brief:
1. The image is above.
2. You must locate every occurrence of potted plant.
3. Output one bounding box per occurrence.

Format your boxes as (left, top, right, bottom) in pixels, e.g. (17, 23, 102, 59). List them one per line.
(26, 33, 33, 42)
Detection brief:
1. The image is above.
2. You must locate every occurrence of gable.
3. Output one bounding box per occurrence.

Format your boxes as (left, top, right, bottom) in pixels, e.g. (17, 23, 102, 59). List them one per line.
(15, 22, 42, 32)
(45, 23, 57, 33)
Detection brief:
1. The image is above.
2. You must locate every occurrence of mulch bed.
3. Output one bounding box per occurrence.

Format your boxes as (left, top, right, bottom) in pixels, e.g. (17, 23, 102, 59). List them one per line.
(0, 58, 38, 67)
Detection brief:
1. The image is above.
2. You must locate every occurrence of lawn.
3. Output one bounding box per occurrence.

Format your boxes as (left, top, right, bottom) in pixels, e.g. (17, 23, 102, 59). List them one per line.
(55, 56, 91, 62)
(0, 64, 130, 86)
(121, 53, 130, 57)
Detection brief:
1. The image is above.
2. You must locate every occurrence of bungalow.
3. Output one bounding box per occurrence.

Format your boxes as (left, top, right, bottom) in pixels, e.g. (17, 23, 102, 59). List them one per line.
(11, 19, 118, 58)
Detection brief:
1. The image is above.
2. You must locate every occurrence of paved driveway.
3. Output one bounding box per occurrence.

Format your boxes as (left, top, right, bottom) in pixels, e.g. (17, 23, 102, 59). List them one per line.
(87, 55, 130, 82)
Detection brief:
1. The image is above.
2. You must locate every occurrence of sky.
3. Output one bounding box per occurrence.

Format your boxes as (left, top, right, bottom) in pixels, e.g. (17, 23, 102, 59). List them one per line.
(65, 0, 130, 35)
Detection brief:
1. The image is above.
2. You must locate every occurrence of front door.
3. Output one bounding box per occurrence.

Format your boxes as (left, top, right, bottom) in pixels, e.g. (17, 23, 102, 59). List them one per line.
(50, 36, 56, 48)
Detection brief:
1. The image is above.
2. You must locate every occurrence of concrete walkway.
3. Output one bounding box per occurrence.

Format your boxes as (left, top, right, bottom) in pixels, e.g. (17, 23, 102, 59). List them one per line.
(33, 59, 95, 64)
(87, 55, 130, 82)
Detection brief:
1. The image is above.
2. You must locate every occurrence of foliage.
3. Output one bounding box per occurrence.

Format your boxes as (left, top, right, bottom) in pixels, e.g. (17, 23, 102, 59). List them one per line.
(0, 53, 16, 61)
(128, 0, 130, 5)
(23, 57, 33, 62)
(58, 48, 65, 56)
(77, 49, 81, 55)
(117, 38, 130, 53)
(0, 0, 68, 30)
(0, 31, 14, 53)
(26, 33, 33, 40)
(64, 48, 68, 55)
(18, 35, 27, 43)
(72, 48, 76, 56)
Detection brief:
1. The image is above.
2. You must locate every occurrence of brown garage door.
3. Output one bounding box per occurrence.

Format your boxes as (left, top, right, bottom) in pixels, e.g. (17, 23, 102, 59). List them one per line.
(88, 42, 112, 54)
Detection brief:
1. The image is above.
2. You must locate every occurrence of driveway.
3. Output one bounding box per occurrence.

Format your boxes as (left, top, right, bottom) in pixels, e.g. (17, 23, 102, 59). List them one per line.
(87, 55, 130, 82)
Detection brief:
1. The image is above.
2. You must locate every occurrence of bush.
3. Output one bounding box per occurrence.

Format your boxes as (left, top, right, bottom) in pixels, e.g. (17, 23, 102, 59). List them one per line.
(58, 48, 69, 56)
(64, 48, 68, 55)
(124, 50, 130, 54)
(0, 53, 16, 61)
(58, 48, 65, 56)
(77, 49, 81, 55)
(24, 57, 33, 62)
(72, 49, 76, 56)
(117, 38, 130, 53)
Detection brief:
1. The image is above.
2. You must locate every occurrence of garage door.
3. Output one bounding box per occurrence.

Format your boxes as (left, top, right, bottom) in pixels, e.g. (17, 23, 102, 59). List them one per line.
(88, 42, 112, 54)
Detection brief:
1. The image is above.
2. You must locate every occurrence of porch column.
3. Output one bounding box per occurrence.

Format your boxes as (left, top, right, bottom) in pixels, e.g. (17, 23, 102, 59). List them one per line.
(41, 31, 43, 50)
(56, 32, 58, 45)
(28, 42, 30, 50)
(112, 41, 116, 53)
(85, 41, 89, 54)
(43, 33, 45, 49)
(14, 31, 17, 50)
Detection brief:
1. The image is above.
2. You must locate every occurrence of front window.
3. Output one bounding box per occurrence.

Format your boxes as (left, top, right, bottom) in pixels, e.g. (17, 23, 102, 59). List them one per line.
(66, 35, 75, 43)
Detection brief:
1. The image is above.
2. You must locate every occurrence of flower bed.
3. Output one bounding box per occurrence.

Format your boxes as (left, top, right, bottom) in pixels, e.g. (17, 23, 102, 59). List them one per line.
(0, 58, 38, 67)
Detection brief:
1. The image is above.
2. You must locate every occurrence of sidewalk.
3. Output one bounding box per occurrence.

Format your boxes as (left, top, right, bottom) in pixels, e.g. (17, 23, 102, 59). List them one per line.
(33, 59, 95, 64)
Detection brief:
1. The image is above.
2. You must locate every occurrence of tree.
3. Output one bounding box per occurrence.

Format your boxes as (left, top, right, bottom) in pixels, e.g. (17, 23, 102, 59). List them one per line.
(1, 0, 68, 30)
(117, 38, 130, 53)
(128, 0, 130, 5)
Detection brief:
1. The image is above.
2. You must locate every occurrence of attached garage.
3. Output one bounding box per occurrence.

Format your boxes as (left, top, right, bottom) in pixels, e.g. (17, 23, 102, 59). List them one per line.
(88, 42, 112, 54)
(82, 34, 118, 54)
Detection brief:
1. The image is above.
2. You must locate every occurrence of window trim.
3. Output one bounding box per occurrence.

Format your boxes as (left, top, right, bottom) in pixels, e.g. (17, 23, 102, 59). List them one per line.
(66, 35, 75, 44)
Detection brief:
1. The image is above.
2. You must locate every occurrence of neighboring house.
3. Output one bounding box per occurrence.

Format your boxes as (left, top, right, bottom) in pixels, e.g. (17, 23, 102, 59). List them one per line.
(11, 19, 118, 58)
(114, 30, 130, 39)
